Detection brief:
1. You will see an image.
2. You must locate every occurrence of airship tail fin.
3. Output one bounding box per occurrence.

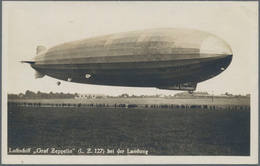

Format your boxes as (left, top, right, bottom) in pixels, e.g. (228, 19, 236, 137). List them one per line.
(36, 46, 46, 54)
(35, 71, 45, 79)
(20, 60, 35, 64)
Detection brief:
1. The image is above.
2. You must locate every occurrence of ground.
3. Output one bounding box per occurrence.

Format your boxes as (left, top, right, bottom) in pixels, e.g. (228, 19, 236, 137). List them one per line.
(8, 106, 250, 156)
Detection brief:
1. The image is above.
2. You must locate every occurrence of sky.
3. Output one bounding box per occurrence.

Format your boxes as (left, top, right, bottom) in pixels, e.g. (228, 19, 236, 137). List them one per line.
(3, 1, 258, 96)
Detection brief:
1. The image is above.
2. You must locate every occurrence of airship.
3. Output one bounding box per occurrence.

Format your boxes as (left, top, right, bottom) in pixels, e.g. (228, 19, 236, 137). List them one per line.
(22, 28, 232, 93)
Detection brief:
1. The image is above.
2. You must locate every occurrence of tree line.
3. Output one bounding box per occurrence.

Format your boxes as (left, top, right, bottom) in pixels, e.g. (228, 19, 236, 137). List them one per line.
(8, 90, 79, 99)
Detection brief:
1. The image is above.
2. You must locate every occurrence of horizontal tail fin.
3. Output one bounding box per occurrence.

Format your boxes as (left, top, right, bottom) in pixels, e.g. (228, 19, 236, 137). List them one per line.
(20, 60, 35, 64)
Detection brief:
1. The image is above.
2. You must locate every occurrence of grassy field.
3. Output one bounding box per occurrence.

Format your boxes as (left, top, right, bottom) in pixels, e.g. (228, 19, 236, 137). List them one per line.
(8, 106, 250, 156)
(9, 98, 250, 106)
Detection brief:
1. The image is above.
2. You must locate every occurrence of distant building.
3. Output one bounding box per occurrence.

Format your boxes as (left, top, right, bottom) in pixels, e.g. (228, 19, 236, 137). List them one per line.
(76, 93, 107, 99)
(158, 94, 165, 98)
(194, 92, 210, 97)
(18, 93, 25, 98)
(215, 94, 228, 98)
(174, 91, 210, 98)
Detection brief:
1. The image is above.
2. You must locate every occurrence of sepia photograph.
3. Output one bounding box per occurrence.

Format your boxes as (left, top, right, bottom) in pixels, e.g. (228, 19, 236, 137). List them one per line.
(2, 1, 258, 164)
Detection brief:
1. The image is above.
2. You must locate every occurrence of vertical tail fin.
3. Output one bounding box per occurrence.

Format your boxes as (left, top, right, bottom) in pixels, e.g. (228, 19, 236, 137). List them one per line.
(35, 71, 45, 79)
(36, 46, 46, 54)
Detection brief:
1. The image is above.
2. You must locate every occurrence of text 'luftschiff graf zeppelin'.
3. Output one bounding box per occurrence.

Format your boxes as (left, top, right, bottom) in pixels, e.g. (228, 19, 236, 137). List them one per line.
(8, 148, 149, 155)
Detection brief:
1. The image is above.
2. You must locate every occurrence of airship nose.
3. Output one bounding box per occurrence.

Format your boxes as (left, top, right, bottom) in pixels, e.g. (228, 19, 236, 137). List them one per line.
(200, 35, 232, 56)
(199, 35, 233, 74)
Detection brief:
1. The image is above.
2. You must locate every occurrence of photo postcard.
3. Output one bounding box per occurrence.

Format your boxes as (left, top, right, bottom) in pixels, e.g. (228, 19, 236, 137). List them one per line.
(2, 1, 259, 164)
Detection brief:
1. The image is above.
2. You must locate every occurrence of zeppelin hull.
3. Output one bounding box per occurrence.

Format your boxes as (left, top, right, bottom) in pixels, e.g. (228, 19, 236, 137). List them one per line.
(30, 28, 233, 90)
